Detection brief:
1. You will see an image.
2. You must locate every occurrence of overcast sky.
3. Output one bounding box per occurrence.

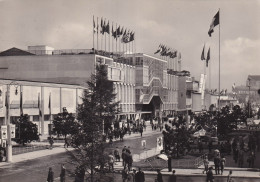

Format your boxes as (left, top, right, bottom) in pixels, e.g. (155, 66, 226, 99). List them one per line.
(0, 0, 259, 91)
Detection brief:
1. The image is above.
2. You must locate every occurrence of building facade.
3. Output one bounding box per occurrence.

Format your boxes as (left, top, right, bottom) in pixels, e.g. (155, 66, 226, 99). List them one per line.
(0, 46, 185, 133)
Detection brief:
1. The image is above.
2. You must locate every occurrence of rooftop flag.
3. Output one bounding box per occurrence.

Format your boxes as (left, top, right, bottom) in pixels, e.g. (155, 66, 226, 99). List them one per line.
(129, 32, 135, 42)
(208, 11, 219, 37)
(201, 44, 205, 60)
(206, 47, 210, 67)
(154, 44, 161, 54)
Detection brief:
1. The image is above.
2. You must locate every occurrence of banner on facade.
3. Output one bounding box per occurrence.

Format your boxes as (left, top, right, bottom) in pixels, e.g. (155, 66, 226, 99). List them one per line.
(0, 125, 7, 140)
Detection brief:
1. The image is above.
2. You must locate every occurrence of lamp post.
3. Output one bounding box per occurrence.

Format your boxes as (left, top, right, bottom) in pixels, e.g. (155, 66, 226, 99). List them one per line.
(6, 81, 20, 162)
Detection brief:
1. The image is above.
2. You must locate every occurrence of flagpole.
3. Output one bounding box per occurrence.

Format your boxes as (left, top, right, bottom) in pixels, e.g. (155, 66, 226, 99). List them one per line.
(97, 17, 99, 51)
(93, 15, 95, 52)
(112, 22, 114, 54)
(218, 8, 221, 110)
(105, 19, 106, 52)
(109, 23, 110, 54)
(116, 24, 117, 55)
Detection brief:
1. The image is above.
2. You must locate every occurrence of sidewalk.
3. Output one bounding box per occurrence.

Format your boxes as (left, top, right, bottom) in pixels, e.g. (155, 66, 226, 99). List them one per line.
(0, 125, 259, 179)
(0, 124, 160, 167)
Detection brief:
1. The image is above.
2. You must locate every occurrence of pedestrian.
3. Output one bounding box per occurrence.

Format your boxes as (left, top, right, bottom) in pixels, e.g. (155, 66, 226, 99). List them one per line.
(202, 155, 209, 174)
(49, 137, 54, 150)
(122, 151, 127, 169)
(64, 138, 69, 148)
(247, 151, 255, 168)
(114, 147, 121, 162)
(74, 166, 85, 182)
(220, 154, 226, 175)
(167, 153, 172, 172)
(122, 168, 129, 182)
(208, 141, 213, 153)
(126, 146, 131, 154)
(206, 167, 214, 182)
(140, 126, 143, 137)
(132, 169, 137, 182)
(168, 170, 176, 182)
(60, 164, 66, 182)
(233, 147, 238, 163)
(156, 169, 163, 182)
(135, 167, 145, 182)
(227, 170, 233, 182)
(47, 167, 54, 182)
(238, 149, 244, 168)
(128, 152, 133, 171)
(198, 140, 203, 153)
(108, 153, 115, 172)
(214, 153, 220, 175)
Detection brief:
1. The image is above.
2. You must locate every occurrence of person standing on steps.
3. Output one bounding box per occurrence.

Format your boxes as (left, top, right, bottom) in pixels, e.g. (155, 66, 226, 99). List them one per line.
(168, 170, 177, 182)
(47, 167, 54, 182)
(206, 167, 214, 182)
(135, 168, 145, 182)
(156, 169, 163, 182)
(60, 164, 66, 182)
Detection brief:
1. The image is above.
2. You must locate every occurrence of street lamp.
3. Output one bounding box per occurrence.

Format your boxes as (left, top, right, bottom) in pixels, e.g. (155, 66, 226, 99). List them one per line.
(6, 81, 20, 162)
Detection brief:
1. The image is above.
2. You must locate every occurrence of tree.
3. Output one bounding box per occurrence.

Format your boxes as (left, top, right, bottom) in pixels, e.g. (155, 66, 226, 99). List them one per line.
(12, 114, 39, 145)
(52, 107, 78, 138)
(163, 124, 191, 158)
(70, 62, 119, 182)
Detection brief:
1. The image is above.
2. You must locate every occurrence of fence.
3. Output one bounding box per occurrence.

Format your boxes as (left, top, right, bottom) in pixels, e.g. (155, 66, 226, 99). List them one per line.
(12, 144, 50, 155)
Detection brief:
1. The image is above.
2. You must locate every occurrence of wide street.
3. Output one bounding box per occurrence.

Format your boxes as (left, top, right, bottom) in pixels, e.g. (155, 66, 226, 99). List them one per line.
(0, 125, 162, 182)
(0, 124, 259, 182)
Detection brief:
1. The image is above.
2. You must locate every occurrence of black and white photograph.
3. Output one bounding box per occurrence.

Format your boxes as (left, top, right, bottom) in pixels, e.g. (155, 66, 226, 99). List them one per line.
(0, 0, 259, 181)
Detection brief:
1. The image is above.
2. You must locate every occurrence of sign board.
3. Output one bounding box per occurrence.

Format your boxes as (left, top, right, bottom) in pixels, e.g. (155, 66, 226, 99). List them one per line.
(10, 124, 16, 138)
(1, 139, 6, 148)
(157, 137, 163, 151)
(141, 140, 146, 148)
(1, 125, 7, 140)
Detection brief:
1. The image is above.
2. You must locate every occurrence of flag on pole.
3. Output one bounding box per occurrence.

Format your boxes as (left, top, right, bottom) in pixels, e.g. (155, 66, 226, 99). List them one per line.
(206, 47, 210, 67)
(105, 21, 110, 34)
(48, 93, 51, 116)
(129, 32, 135, 42)
(208, 11, 219, 37)
(100, 18, 103, 33)
(38, 93, 42, 117)
(93, 16, 96, 33)
(201, 44, 205, 60)
(154, 44, 161, 54)
(20, 91, 23, 116)
(232, 83, 236, 93)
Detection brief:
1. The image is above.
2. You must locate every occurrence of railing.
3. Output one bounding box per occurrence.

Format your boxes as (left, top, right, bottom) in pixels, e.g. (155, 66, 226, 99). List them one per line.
(12, 144, 51, 155)
(194, 153, 208, 168)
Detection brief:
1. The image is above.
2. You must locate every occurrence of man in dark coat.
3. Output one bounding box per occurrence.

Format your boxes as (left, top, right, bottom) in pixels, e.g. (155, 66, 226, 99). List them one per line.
(168, 170, 176, 182)
(135, 167, 145, 182)
(47, 167, 54, 182)
(156, 169, 163, 182)
(60, 164, 66, 182)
